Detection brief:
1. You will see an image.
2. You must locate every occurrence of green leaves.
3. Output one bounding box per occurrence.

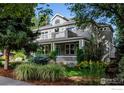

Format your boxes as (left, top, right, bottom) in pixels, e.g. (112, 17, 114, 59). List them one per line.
(0, 4, 52, 52)
(0, 4, 36, 18)
(15, 63, 66, 81)
(67, 3, 124, 27)
(32, 4, 52, 29)
(15, 63, 37, 81)
(37, 64, 65, 81)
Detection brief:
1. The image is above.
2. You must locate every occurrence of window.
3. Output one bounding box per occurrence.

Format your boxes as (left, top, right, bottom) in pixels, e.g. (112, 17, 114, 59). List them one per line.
(65, 44, 70, 54)
(41, 32, 44, 34)
(55, 28, 59, 32)
(70, 44, 75, 54)
(41, 32, 44, 39)
(103, 27, 107, 31)
(65, 43, 78, 55)
(55, 19, 60, 24)
(44, 32, 48, 38)
(56, 45, 61, 55)
(41, 32, 48, 39)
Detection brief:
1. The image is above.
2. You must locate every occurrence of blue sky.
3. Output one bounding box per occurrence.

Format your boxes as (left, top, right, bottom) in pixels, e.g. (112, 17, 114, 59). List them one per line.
(35, 4, 116, 31)
(35, 3, 74, 19)
(48, 3, 74, 18)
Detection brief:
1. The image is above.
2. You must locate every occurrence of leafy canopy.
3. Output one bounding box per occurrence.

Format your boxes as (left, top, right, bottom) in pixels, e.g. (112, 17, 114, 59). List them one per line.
(67, 4, 124, 57)
(0, 4, 52, 53)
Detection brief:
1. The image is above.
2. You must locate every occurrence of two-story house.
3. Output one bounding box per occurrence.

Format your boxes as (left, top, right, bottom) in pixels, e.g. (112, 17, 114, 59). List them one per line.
(36, 13, 116, 64)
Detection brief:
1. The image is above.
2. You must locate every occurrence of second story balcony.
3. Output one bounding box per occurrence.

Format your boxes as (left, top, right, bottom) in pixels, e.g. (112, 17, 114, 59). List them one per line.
(36, 28, 92, 42)
(51, 30, 68, 39)
(37, 29, 78, 41)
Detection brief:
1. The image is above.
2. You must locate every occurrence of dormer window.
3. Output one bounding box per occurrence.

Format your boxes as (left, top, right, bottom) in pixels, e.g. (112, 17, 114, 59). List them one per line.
(55, 19, 60, 24)
(103, 27, 107, 31)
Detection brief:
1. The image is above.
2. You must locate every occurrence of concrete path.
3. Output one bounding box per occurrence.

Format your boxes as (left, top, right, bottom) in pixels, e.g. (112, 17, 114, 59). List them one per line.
(0, 76, 31, 85)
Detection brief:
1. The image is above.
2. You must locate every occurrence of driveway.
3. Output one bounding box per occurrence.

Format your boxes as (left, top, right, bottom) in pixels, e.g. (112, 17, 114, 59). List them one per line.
(0, 76, 31, 85)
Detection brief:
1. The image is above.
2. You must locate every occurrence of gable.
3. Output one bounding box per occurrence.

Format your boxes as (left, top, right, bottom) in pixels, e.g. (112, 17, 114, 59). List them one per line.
(50, 14, 69, 26)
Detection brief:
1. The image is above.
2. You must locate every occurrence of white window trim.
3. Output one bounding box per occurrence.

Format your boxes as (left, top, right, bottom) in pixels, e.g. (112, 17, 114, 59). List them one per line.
(65, 43, 76, 55)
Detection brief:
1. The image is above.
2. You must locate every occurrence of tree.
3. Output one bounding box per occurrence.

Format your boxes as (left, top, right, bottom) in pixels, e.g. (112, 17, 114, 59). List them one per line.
(0, 4, 52, 70)
(67, 4, 124, 58)
(83, 34, 104, 61)
(31, 14, 50, 30)
(32, 4, 52, 29)
(67, 4, 124, 79)
(77, 30, 105, 63)
(118, 56, 124, 79)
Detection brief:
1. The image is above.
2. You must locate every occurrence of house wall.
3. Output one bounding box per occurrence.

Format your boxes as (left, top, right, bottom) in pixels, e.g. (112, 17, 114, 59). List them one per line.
(38, 24, 77, 40)
(37, 14, 115, 64)
(51, 15, 67, 25)
(56, 56, 77, 65)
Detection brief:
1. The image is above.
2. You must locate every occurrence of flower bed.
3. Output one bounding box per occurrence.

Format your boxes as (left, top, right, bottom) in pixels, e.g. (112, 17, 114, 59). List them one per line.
(0, 66, 100, 85)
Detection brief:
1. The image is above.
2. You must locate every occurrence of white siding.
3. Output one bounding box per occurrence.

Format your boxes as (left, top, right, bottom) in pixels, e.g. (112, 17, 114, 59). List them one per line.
(51, 16, 67, 25)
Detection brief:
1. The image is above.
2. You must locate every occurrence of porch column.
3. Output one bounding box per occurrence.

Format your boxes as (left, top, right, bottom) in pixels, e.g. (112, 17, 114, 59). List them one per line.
(79, 39, 85, 49)
(51, 43, 56, 51)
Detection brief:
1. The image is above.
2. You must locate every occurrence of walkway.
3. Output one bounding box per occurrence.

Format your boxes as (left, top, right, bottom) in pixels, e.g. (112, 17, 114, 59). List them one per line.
(0, 76, 31, 85)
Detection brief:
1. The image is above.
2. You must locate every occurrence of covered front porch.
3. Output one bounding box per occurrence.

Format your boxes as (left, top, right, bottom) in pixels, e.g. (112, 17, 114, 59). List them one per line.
(40, 39, 85, 64)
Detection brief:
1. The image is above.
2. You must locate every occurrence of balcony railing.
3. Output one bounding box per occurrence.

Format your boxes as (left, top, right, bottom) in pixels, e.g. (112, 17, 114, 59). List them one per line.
(37, 30, 68, 41)
(51, 31, 67, 39)
(36, 29, 83, 41)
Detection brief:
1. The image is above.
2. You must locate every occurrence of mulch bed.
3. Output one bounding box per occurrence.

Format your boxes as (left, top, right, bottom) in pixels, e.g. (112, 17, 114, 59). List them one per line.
(0, 67, 100, 85)
(0, 68, 14, 78)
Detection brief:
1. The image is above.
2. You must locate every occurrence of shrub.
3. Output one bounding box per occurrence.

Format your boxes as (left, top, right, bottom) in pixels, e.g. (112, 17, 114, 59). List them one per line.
(76, 61, 89, 69)
(14, 51, 26, 60)
(35, 48, 44, 56)
(9, 62, 22, 69)
(76, 61, 106, 77)
(0, 61, 3, 67)
(49, 50, 57, 61)
(77, 48, 84, 63)
(15, 63, 66, 81)
(118, 56, 124, 79)
(105, 62, 118, 78)
(32, 55, 49, 65)
(66, 63, 76, 68)
(37, 64, 65, 81)
(15, 63, 37, 81)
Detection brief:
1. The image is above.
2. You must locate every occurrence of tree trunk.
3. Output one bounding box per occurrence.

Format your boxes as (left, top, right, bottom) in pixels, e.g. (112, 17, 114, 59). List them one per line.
(4, 48, 10, 70)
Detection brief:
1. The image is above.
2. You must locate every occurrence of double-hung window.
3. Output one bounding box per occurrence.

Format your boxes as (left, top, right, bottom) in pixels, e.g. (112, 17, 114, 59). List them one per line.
(41, 32, 48, 39)
(65, 43, 76, 55)
(44, 32, 48, 39)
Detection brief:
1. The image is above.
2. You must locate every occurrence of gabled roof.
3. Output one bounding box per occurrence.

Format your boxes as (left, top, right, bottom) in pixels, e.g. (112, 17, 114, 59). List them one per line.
(50, 13, 69, 22)
(36, 13, 114, 33)
(39, 20, 75, 30)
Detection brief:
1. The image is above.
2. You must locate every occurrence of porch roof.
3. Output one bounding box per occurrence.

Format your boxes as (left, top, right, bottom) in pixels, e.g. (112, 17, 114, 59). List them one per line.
(38, 36, 88, 44)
